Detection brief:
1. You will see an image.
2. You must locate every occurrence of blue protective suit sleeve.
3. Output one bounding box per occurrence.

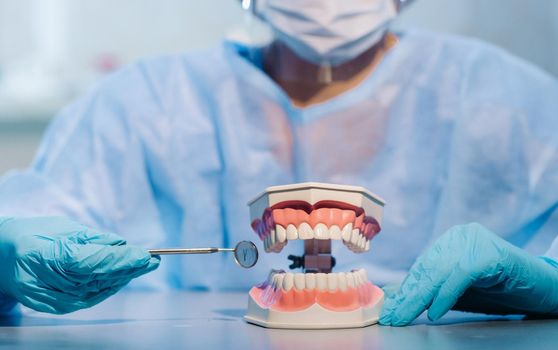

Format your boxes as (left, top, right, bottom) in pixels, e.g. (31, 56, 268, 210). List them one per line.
(432, 38, 558, 252)
(0, 64, 167, 244)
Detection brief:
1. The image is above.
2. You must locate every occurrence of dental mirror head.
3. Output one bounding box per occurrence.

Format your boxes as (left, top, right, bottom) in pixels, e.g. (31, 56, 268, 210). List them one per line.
(234, 240, 259, 268)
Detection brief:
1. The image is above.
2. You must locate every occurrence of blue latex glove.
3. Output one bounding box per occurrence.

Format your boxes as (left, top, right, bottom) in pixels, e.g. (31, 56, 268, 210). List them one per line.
(380, 223, 558, 326)
(0, 217, 160, 314)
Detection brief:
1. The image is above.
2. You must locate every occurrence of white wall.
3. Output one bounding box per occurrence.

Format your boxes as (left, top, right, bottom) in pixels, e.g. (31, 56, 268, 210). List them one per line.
(394, 0, 558, 77)
(1, 0, 557, 77)
(0, 125, 44, 174)
(0, 0, 244, 75)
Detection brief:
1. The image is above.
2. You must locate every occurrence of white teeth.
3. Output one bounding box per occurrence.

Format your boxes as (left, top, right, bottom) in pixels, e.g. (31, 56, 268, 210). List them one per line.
(267, 229, 285, 253)
(330, 225, 341, 240)
(342, 223, 353, 242)
(352, 270, 362, 285)
(350, 229, 360, 245)
(269, 271, 367, 292)
(271, 237, 277, 252)
(283, 273, 294, 291)
(270, 229, 277, 247)
(327, 273, 338, 291)
(275, 223, 355, 241)
(276, 225, 286, 243)
(259, 226, 290, 253)
(286, 224, 298, 240)
(265, 270, 276, 284)
(262, 216, 374, 255)
(314, 223, 330, 240)
(298, 222, 314, 239)
(358, 234, 365, 251)
(316, 273, 327, 291)
(346, 272, 355, 289)
(264, 234, 270, 252)
(294, 273, 305, 291)
(358, 269, 368, 284)
(272, 273, 285, 290)
(305, 273, 316, 290)
(338, 273, 348, 292)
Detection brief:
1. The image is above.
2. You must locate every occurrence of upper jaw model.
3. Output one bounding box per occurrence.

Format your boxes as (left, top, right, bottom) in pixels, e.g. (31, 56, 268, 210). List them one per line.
(245, 182, 386, 329)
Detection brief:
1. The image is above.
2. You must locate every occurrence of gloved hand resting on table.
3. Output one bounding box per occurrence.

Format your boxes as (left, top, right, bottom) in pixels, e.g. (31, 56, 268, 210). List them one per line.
(380, 223, 558, 326)
(0, 217, 160, 314)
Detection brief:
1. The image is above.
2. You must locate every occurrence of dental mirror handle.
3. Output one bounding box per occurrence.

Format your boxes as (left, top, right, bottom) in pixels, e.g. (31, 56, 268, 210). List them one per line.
(148, 247, 234, 255)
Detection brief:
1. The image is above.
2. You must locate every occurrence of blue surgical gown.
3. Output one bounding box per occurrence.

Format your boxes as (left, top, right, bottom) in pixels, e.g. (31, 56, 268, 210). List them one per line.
(1, 30, 558, 290)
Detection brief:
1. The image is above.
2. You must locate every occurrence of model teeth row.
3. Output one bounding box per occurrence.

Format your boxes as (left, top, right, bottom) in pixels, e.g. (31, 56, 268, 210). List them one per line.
(263, 223, 370, 253)
(267, 269, 369, 293)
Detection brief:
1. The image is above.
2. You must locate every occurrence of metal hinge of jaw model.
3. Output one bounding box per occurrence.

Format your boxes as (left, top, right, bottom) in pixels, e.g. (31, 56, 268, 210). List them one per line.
(287, 239, 336, 273)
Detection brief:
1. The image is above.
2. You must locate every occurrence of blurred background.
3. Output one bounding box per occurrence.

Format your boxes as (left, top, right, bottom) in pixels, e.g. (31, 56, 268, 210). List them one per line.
(1, 0, 557, 175)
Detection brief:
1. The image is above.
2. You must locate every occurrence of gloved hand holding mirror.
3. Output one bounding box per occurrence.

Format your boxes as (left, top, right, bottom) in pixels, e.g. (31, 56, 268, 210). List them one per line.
(0, 216, 258, 315)
(0, 217, 160, 314)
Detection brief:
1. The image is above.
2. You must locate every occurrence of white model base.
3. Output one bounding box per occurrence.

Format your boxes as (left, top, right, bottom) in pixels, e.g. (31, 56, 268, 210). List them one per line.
(244, 294, 384, 329)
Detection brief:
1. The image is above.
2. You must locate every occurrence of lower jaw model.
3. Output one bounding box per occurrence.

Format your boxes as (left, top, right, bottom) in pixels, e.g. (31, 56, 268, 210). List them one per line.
(244, 183, 386, 329)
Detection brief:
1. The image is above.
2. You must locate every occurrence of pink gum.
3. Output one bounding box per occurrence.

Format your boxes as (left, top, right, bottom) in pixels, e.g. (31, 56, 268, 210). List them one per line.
(249, 282, 383, 312)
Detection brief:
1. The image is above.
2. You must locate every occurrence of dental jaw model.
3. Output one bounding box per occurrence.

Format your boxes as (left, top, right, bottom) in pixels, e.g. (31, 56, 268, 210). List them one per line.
(245, 183, 385, 329)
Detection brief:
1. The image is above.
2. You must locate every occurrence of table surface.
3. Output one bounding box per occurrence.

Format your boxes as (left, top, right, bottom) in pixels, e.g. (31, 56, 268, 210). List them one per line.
(0, 291, 556, 350)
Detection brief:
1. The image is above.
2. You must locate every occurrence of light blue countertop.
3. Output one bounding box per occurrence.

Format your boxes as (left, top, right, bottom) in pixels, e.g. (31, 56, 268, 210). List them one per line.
(0, 291, 555, 350)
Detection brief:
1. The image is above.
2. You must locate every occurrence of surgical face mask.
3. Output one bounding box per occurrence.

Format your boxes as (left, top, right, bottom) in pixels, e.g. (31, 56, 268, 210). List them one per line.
(251, 0, 399, 67)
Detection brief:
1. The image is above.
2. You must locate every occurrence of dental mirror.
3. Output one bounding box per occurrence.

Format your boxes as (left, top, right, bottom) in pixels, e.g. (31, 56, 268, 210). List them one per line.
(148, 240, 259, 269)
